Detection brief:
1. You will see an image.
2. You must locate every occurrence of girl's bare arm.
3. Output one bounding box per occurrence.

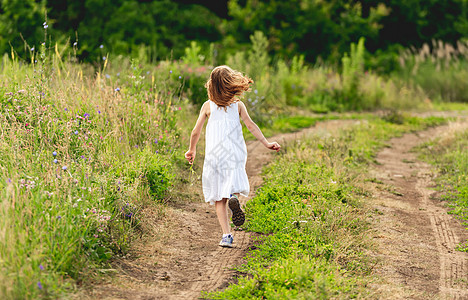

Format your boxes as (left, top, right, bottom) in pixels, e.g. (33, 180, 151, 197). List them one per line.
(185, 101, 209, 163)
(238, 101, 281, 151)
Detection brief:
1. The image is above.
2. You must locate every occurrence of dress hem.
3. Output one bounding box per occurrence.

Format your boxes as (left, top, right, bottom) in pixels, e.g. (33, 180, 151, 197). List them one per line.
(205, 190, 249, 205)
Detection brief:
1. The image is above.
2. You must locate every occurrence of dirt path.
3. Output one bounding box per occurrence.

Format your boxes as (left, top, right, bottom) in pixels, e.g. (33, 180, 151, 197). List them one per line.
(369, 121, 468, 299)
(83, 120, 357, 300)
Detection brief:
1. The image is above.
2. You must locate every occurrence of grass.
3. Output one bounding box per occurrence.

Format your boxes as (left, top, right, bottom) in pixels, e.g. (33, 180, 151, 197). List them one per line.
(418, 126, 468, 251)
(0, 51, 185, 298)
(205, 115, 446, 299)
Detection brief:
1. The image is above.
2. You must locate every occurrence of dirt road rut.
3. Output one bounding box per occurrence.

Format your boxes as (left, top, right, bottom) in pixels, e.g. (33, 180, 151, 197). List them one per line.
(370, 123, 468, 299)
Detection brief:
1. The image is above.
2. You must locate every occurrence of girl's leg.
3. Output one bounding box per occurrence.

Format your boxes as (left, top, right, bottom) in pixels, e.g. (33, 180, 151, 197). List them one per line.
(215, 198, 231, 234)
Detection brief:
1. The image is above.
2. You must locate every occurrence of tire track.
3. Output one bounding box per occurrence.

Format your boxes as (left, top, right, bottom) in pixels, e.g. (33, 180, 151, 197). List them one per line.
(370, 122, 468, 299)
(417, 172, 468, 299)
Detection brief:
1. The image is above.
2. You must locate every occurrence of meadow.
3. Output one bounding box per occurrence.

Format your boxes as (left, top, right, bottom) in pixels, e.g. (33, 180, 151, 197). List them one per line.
(0, 32, 467, 299)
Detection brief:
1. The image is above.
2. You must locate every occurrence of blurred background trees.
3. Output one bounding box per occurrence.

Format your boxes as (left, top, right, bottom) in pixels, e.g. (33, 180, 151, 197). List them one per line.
(0, 0, 467, 71)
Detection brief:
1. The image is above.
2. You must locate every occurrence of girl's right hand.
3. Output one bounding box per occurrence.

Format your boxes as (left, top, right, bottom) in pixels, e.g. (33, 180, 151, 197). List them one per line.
(266, 142, 281, 152)
(185, 150, 196, 164)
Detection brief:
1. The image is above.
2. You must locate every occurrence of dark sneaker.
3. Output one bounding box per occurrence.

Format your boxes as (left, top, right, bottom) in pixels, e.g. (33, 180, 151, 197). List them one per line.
(228, 195, 245, 226)
(219, 234, 233, 248)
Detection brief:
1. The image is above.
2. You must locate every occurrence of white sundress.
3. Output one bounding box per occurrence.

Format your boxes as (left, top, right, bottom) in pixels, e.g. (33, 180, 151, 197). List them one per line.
(202, 100, 250, 205)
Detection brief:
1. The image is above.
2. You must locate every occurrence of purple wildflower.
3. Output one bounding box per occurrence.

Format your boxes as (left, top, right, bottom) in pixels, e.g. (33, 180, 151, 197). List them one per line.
(52, 151, 57, 156)
(39, 264, 44, 270)
(62, 166, 67, 170)
(53, 159, 58, 164)
(99, 44, 104, 49)
(115, 87, 120, 92)
(37, 281, 42, 289)
(74, 131, 78, 135)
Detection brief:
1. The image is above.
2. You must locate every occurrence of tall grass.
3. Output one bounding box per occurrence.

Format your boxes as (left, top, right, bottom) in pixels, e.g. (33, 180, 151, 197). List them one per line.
(228, 33, 429, 116)
(0, 44, 184, 298)
(397, 40, 468, 102)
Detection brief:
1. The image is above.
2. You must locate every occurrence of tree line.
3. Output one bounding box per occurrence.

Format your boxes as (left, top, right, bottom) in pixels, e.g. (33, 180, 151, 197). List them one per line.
(0, 0, 467, 69)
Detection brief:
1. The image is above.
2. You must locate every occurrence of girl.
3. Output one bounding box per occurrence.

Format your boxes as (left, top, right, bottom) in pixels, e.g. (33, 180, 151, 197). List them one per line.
(185, 65, 281, 248)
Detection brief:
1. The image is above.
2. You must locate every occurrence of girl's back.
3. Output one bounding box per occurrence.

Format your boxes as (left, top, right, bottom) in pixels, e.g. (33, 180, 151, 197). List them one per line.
(203, 100, 248, 205)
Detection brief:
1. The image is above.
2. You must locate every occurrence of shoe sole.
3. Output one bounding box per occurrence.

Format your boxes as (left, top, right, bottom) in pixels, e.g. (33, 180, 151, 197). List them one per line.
(219, 243, 233, 248)
(228, 196, 245, 226)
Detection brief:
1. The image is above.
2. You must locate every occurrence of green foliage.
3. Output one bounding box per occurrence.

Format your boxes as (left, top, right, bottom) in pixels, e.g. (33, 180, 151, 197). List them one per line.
(1, 0, 468, 67)
(341, 37, 366, 110)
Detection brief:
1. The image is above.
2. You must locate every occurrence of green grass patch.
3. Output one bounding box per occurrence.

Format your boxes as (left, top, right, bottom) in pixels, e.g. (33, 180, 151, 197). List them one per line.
(206, 115, 446, 299)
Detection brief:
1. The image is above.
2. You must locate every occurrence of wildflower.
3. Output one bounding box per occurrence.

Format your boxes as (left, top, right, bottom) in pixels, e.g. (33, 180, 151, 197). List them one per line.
(102, 56, 106, 61)
(53, 159, 57, 164)
(73, 42, 77, 46)
(115, 87, 120, 92)
(117, 72, 120, 76)
(83, 113, 90, 118)
(52, 151, 57, 156)
(81, 155, 85, 159)
(179, 76, 182, 79)
(57, 215, 61, 219)
(330, 179, 337, 184)
(169, 70, 172, 73)
(37, 281, 43, 290)
(7, 178, 11, 183)
(30, 47, 35, 51)
(25, 123, 29, 127)
(62, 166, 67, 170)
(64, 108, 68, 111)
(43, 22, 46, 26)
(99, 44, 103, 49)
(254, 89, 258, 94)
(39, 264, 44, 270)
(42, 42, 45, 46)
(98, 110, 101, 114)
(44, 24, 48, 29)
(74, 131, 78, 135)
(178, 106, 182, 110)
(146, 71, 150, 74)
(154, 139, 158, 144)
(105, 74, 110, 79)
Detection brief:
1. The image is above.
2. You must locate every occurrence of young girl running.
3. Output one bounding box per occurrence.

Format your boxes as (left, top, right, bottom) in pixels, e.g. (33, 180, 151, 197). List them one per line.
(185, 65, 281, 248)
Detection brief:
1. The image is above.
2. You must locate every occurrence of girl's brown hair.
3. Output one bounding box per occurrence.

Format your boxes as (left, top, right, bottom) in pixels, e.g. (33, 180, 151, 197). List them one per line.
(205, 65, 253, 107)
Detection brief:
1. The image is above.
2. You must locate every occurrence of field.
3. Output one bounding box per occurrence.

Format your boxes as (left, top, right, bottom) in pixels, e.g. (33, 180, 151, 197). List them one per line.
(1, 34, 468, 299)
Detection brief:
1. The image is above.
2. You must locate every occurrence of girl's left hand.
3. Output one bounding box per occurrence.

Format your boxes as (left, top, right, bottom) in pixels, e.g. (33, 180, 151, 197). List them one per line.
(185, 150, 196, 164)
(267, 142, 281, 152)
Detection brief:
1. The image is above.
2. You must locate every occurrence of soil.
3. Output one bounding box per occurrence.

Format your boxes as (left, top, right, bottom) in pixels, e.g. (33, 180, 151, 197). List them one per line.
(82, 119, 358, 300)
(368, 121, 468, 299)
